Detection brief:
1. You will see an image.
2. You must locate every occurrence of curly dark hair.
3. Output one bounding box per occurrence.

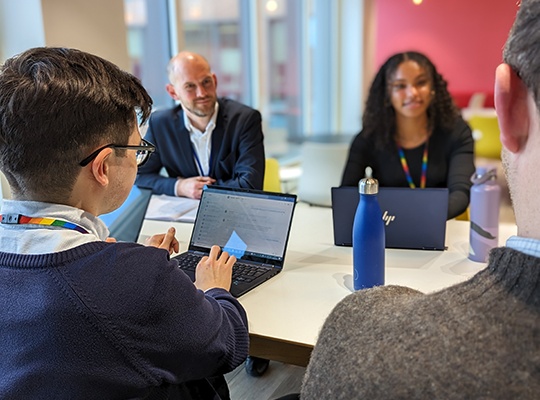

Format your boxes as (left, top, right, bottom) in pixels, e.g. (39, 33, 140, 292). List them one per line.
(362, 51, 460, 150)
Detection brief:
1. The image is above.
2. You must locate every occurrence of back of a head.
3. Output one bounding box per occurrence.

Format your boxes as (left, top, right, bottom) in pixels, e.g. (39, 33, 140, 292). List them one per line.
(504, 0, 540, 112)
(0, 47, 153, 202)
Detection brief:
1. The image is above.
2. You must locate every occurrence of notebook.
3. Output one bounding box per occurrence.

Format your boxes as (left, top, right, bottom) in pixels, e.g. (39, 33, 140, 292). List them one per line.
(331, 186, 449, 250)
(99, 185, 153, 242)
(174, 186, 297, 297)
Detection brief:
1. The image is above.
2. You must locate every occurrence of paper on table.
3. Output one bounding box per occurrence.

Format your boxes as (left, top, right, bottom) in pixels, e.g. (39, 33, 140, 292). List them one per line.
(145, 195, 199, 223)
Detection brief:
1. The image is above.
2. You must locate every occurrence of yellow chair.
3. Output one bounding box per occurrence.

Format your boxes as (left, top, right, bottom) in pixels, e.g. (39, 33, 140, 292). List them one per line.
(468, 115, 502, 159)
(263, 158, 281, 193)
(456, 207, 470, 221)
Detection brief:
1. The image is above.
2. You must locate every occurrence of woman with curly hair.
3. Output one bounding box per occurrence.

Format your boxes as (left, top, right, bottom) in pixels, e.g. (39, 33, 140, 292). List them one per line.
(341, 51, 475, 219)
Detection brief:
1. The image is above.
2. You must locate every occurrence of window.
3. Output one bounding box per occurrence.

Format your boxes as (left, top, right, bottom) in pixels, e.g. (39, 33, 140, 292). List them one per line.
(124, 0, 174, 110)
(181, 0, 250, 105)
(259, 0, 303, 147)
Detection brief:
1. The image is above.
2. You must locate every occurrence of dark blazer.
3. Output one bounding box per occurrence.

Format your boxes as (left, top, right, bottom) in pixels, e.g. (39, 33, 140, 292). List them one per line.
(136, 98, 265, 195)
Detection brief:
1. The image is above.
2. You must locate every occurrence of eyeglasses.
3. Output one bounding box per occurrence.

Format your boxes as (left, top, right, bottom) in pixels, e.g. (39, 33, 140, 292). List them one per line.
(79, 139, 156, 167)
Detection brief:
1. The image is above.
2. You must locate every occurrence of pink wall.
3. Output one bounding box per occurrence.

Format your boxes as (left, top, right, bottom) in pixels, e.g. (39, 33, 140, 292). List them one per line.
(375, 0, 519, 107)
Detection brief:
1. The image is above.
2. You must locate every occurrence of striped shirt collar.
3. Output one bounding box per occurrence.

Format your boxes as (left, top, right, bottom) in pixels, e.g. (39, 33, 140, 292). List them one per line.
(506, 236, 540, 259)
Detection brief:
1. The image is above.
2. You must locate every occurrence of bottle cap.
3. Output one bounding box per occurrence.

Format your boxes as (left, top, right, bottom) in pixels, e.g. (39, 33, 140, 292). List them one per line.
(359, 178, 379, 194)
(471, 167, 497, 184)
(364, 166, 373, 178)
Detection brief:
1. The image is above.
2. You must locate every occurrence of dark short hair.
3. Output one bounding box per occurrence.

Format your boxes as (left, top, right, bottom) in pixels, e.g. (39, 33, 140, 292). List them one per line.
(0, 47, 152, 201)
(362, 51, 459, 150)
(504, 0, 540, 109)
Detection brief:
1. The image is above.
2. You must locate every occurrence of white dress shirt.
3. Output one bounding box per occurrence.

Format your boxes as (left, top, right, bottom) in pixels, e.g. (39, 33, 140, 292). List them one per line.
(173, 102, 219, 197)
(183, 102, 219, 177)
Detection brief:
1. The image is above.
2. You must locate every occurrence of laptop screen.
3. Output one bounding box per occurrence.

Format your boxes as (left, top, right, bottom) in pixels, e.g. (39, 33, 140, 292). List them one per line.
(190, 186, 296, 264)
(99, 185, 152, 242)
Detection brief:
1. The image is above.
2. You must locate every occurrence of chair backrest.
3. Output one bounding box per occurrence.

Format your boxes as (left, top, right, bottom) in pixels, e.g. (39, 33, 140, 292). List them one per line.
(469, 115, 502, 159)
(297, 142, 349, 206)
(263, 158, 281, 193)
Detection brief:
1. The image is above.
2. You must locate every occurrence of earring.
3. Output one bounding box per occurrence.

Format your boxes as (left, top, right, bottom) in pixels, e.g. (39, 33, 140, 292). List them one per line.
(431, 90, 436, 96)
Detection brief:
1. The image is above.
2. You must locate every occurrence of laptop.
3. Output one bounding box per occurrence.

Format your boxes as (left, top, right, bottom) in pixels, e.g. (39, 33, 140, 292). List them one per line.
(174, 186, 297, 297)
(99, 185, 152, 242)
(331, 187, 448, 250)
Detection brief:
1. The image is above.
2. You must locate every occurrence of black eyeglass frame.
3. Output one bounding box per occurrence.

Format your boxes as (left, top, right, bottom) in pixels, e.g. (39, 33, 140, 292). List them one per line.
(79, 139, 156, 167)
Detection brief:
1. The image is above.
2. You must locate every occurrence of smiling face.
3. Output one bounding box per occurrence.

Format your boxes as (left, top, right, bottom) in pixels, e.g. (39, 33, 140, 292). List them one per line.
(389, 60, 433, 120)
(166, 54, 218, 119)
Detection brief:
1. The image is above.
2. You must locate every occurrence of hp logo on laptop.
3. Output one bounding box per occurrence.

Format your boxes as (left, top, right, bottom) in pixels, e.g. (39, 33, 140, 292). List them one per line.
(382, 211, 396, 226)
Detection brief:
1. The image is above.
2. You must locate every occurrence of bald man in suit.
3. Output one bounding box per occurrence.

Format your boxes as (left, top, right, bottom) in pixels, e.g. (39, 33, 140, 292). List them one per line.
(136, 52, 265, 199)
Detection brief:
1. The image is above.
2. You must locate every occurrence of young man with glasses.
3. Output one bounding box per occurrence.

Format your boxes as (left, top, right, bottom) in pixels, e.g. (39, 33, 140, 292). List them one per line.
(0, 47, 248, 400)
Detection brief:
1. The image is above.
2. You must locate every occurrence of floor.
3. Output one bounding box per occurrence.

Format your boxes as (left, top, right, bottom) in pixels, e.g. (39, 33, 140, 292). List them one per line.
(225, 361, 305, 400)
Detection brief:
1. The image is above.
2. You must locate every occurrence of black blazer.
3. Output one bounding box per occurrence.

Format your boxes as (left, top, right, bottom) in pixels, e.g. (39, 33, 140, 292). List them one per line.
(136, 98, 265, 195)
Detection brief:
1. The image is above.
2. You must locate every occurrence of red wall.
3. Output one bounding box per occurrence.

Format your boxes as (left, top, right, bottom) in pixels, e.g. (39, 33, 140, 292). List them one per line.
(375, 0, 519, 107)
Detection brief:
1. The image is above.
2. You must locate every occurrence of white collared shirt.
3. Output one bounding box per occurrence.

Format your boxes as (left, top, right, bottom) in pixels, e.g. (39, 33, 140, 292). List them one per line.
(183, 101, 219, 177)
(0, 200, 108, 255)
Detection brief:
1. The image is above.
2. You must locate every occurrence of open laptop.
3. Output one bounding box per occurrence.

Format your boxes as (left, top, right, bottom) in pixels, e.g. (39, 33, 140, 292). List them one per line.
(331, 187, 448, 250)
(99, 185, 152, 242)
(174, 186, 297, 297)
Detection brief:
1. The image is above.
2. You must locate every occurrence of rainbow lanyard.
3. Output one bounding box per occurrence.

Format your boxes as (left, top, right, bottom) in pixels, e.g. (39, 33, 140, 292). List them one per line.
(0, 214, 89, 234)
(396, 140, 429, 189)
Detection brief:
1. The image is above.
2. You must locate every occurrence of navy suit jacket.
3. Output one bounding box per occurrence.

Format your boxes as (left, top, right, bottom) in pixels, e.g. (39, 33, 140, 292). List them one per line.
(136, 98, 265, 195)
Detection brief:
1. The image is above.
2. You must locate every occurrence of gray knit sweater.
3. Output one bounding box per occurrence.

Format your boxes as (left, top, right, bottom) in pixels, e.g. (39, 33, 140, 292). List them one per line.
(301, 247, 540, 399)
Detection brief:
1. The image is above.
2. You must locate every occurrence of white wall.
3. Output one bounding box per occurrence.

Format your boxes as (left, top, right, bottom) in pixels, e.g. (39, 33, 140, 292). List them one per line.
(41, 0, 130, 71)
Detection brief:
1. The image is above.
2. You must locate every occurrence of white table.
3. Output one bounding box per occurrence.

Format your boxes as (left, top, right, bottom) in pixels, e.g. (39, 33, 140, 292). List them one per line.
(140, 203, 517, 366)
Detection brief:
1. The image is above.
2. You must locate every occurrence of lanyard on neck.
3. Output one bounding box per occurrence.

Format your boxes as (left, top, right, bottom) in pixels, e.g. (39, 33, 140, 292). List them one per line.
(396, 139, 429, 189)
(191, 142, 213, 177)
(0, 214, 89, 234)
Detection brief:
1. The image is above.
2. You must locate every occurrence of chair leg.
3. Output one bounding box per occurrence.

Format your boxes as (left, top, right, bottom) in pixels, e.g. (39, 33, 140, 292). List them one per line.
(245, 356, 270, 377)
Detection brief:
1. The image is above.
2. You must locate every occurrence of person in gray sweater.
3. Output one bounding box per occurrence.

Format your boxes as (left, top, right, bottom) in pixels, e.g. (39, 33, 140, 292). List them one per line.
(301, 1, 540, 398)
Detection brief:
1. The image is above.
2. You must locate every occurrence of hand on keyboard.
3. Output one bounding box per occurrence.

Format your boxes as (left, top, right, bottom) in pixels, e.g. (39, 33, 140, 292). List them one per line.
(145, 227, 180, 255)
(195, 245, 237, 292)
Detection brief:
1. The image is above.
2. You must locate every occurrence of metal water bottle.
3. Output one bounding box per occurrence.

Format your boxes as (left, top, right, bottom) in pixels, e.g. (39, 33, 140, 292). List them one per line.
(469, 167, 501, 262)
(352, 176, 385, 290)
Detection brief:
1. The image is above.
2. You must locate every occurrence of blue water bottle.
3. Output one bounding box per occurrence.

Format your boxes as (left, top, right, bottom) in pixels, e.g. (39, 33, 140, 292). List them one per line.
(352, 177, 385, 290)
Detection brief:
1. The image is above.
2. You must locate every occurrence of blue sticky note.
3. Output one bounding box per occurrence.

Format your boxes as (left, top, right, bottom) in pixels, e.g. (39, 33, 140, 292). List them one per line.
(223, 231, 247, 259)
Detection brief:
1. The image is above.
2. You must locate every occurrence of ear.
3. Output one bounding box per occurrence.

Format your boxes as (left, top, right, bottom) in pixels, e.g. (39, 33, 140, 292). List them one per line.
(90, 148, 113, 187)
(166, 84, 180, 101)
(494, 63, 530, 153)
(212, 73, 218, 89)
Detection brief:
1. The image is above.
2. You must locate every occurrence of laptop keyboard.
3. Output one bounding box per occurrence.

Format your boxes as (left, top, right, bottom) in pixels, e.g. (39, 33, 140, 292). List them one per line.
(176, 253, 272, 283)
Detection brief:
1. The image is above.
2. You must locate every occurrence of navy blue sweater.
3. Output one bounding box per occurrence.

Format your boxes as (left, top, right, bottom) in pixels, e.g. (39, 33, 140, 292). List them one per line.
(0, 241, 249, 399)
